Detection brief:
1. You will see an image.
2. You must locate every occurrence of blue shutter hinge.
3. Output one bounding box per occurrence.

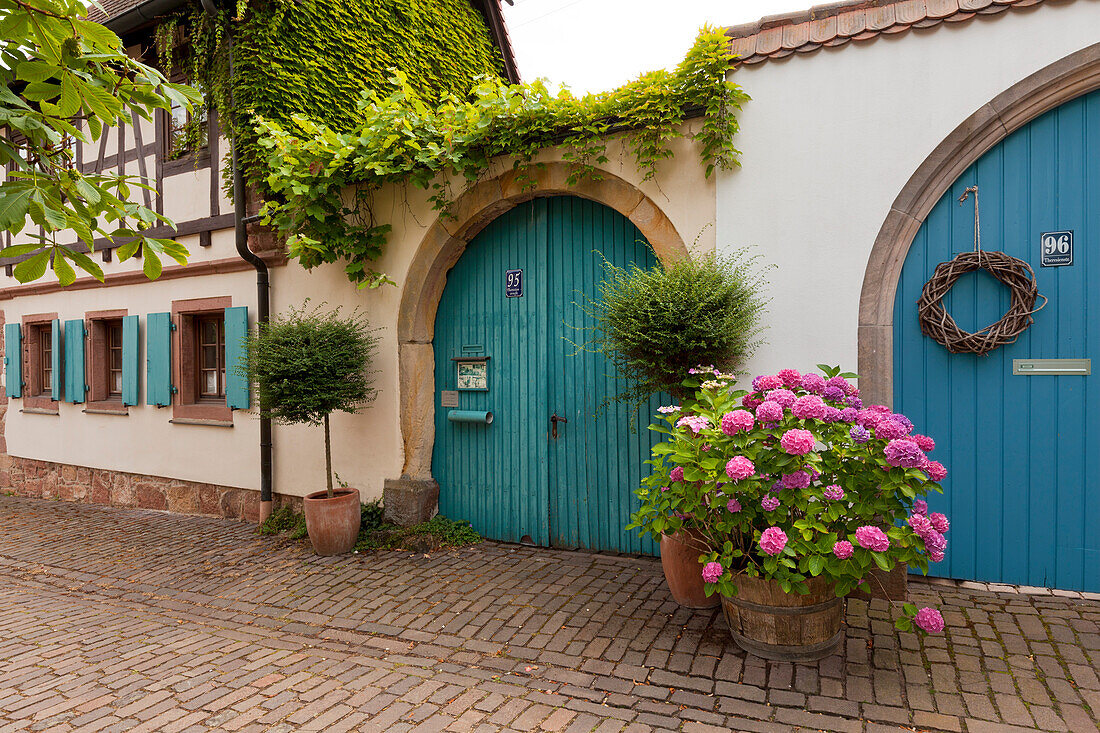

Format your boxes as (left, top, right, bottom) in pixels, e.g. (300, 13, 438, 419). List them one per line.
(84, 384, 89, 392)
(170, 385, 178, 394)
(169, 322, 177, 331)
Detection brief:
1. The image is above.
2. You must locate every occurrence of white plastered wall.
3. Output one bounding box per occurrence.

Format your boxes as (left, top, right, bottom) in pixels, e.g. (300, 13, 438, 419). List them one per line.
(716, 0, 1100, 382)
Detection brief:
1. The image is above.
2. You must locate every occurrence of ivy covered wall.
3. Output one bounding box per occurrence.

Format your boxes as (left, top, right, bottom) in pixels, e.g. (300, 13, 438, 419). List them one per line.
(234, 0, 504, 135)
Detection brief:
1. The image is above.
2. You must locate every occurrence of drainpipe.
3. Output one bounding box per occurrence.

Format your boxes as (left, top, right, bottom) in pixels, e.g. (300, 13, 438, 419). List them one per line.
(200, 0, 274, 522)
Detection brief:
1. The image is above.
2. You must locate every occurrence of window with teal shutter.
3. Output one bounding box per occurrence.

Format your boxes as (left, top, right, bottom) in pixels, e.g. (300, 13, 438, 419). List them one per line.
(51, 319, 62, 401)
(4, 323, 22, 399)
(121, 315, 139, 406)
(224, 306, 249, 410)
(64, 319, 85, 404)
(146, 312, 172, 407)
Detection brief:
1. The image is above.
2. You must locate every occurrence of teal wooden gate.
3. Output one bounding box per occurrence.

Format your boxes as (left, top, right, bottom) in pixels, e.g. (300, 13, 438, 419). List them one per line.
(894, 88, 1100, 591)
(433, 196, 663, 555)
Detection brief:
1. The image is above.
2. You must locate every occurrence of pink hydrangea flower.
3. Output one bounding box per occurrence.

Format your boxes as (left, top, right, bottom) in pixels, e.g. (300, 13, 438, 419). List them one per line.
(742, 393, 763, 410)
(792, 395, 828, 420)
(912, 499, 928, 515)
(701, 561, 723, 584)
(868, 404, 892, 414)
(781, 470, 812, 490)
(822, 385, 845, 401)
(725, 456, 755, 481)
(923, 529, 947, 553)
(660, 486, 669, 492)
(928, 548, 945, 563)
(825, 376, 850, 393)
(925, 461, 948, 482)
(688, 364, 716, 375)
(823, 484, 844, 501)
(767, 388, 797, 408)
(727, 498, 741, 513)
(657, 404, 680, 414)
(721, 410, 754, 436)
(759, 527, 787, 556)
(914, 607, 945, 633)
(822, 406, 842, 423)
(755, 375, 783, 391)
(756, 401, 783, 423)
(777, 368, 802, 388)
(884, 439, 927, 468)
(908, 513, 933, 536)
(874, 418, 910, 441)
(676, 415, 711, 435)
(670, 466, 684, 483)
(929, 512, 949, 534)
(912, 434, 935, 452)
(761, 496, 780, 511)
(800, 373, 826, 393)
(855, 526, 890, 552)
(833, 540, 854, 560)
(780, 429, 816, 456)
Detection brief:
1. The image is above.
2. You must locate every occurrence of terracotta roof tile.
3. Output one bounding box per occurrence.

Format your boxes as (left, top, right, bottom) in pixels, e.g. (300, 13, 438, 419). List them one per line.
(726, 0, 1066, 66)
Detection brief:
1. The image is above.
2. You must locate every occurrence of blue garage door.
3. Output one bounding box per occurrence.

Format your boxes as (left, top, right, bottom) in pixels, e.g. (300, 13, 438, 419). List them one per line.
(433, 196, 663, 555)
(894, 88, 1100, 591)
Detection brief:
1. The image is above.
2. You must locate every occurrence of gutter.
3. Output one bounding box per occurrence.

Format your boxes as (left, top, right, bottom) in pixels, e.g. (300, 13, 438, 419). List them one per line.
(198, 0, 275, 522)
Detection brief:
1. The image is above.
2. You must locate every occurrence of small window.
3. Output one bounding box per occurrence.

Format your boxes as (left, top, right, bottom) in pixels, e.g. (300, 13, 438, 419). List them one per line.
(36, 324, 52, 397)
(106, 320, 124, 397)
(165, 72, 207, 160)
(194, 313, 225, 400)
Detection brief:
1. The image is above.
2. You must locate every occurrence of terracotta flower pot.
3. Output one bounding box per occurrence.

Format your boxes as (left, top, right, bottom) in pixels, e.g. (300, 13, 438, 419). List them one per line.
(660, 530, 720, 609)
(303, 488, 361, 556)
(721, 573, 843, 662)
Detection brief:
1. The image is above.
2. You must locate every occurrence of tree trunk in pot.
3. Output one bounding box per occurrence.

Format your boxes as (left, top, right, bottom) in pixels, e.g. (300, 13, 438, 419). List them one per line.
(660, 529, 720, 609)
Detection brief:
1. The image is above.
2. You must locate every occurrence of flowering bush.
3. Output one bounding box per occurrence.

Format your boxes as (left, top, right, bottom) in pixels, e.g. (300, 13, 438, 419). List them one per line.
(626, 364, 949, 633)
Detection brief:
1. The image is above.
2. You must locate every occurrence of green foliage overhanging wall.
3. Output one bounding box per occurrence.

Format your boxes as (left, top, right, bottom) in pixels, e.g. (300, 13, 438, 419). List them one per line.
(159, 0, 504, 187)
(257, 27, 749, 288)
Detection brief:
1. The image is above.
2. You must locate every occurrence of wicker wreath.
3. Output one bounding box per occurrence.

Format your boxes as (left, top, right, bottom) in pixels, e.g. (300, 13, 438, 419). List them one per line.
(917, 249, 1047, 356)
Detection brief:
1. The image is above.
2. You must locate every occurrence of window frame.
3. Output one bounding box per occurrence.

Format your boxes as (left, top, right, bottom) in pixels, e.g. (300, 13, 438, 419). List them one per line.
(21, 312, 58, 413)
(172, 296, 233, 423)
(158, 38, 210, 174)
(85, 309, 129, 414)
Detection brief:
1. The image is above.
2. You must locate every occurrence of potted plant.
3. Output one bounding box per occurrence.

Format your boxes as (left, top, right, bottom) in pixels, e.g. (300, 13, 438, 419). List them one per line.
(594, 252, 769, 608)
(629, 365, 949, 661)
(245, 304, 378, 555)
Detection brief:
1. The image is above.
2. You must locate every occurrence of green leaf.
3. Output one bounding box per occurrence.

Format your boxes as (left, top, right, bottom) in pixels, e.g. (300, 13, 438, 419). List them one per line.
(14, 250, 50, 283)
(142, 247, 163, 280)
(0, 243, 45, 258)
(0, 187, 35, 231)
(52, 250, 76, 286)
(59, 73, 82, 117)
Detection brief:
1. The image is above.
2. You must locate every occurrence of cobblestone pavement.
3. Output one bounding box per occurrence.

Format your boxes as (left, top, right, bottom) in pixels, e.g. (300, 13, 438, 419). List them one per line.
(1, 496, 1099, 733)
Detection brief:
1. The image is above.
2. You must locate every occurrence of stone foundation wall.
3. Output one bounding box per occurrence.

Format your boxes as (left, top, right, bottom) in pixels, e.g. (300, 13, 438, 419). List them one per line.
(0, 455, 300, 522)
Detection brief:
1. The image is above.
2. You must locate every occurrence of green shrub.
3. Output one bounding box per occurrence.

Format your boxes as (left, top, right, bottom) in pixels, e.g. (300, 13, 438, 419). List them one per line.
(244, 303, 378, 498)
(591, 251, 770, 399)
(258, 504, 307, 539)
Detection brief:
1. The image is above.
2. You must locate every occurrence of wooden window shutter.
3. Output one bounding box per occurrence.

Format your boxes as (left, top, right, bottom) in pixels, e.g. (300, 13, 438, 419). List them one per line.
(4, 323, 22, 399)
(51, 319, 62, 402)
(122, 315, 140, 406)
(224, 306, 249, 410)
(64, 318, 85, 404)
(146, 312, 172, 407)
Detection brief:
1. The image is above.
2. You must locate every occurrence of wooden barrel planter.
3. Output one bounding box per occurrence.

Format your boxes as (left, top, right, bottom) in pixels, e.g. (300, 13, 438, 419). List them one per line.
(721, 574, 844, 662)
(660, 530, 720, 609)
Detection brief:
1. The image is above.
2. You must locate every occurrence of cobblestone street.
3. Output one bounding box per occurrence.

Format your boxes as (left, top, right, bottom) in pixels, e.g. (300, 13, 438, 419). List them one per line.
(1, 496, 1099, 732)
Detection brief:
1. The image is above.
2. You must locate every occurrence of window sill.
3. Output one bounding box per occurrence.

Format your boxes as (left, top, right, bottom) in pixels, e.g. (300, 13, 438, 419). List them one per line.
(173, 401, 232, 422)
(169, 418, 233, 428)
(20, 407, 59, 416)
(84, 401, 129, 416)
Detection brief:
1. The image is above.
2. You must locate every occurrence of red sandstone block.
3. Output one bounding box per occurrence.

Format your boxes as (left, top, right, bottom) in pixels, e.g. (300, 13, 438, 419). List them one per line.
(134, 483, 167, 511)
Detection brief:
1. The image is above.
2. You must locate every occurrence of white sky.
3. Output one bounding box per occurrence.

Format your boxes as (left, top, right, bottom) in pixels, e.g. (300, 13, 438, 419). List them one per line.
(501, 0, 813, 94)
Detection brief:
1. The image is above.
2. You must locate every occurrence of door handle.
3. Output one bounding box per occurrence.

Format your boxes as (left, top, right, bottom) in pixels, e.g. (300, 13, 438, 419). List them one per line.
(550, 413, 568, 439)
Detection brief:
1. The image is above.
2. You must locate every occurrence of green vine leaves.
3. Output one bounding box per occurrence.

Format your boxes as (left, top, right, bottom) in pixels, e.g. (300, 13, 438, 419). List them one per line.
(255, 27, 749, 289)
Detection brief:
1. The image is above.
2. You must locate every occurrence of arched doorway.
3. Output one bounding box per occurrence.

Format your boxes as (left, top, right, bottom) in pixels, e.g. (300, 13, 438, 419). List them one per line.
(431, 196, 663, 554)
(892, 87, 1100, 591)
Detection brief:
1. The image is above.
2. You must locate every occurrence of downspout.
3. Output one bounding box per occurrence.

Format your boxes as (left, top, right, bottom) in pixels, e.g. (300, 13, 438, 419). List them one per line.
(200, 0, 274, 521)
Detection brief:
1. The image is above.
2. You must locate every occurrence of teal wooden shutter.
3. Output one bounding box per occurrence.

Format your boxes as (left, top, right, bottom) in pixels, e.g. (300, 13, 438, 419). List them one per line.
(4, 323, 21, 398)
(121, 315, 139, 406)
(50, 319, 61, 401)
(224, 306, 249, 410)
(146, 312, 172, 407)
(64, 318, 85, 404)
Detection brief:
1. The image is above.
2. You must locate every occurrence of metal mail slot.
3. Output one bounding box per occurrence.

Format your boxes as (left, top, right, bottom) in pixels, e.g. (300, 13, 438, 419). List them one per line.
(1012, 358, 1090, 376)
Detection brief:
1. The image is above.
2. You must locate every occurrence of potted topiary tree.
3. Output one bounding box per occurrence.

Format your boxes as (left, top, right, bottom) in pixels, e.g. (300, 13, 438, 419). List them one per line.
(245, 303, 378, 555)
(594, 251, 769, 608)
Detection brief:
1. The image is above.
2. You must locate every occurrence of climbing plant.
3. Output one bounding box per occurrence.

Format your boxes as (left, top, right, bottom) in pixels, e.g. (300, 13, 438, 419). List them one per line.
(255, 27, 749, 288)
(155, 0, 504, 190)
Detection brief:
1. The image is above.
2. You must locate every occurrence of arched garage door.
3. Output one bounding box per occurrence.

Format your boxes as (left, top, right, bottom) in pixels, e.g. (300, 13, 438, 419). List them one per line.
(432, 196, 663, 555)
(894, 88, 1100, 591)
